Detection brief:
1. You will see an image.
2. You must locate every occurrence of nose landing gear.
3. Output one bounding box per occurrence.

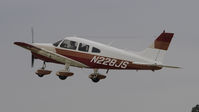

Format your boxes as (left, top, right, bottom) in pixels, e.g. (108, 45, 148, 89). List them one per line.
(35, 62, 52, 77)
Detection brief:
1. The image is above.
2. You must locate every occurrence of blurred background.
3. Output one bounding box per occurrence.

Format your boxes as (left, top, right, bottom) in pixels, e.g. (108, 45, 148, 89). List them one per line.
(0, 0, 198, 112)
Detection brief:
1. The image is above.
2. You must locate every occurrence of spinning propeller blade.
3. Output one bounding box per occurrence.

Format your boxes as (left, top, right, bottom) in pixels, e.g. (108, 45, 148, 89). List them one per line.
(31, 54, 34, 68)
(31, 27, 34, 68)
(31, 27, 34, 43)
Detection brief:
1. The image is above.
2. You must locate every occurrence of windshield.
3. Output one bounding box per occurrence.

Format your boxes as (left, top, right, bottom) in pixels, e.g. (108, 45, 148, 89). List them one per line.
(60, 40, 78, 50)
(53, 40, 62, 47)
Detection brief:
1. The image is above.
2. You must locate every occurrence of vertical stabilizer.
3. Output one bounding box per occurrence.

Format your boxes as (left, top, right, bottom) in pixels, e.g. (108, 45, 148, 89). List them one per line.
(138, 31, 174, 63)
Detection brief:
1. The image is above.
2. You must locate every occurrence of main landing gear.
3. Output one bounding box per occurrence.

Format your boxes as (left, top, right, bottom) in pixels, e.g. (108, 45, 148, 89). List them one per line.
(35, 62, 106, 83)
(56, 63, 74, 80)
(89, 69, 106, 83)
(35, 62, 52, 77)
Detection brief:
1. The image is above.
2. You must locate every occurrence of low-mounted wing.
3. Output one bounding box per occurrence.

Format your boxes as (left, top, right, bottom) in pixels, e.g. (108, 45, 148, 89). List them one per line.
(14, 42, 87, 67)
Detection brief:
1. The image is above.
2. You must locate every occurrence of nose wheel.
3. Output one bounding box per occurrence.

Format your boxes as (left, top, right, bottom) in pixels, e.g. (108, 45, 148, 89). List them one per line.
(35, 62, 52, 77)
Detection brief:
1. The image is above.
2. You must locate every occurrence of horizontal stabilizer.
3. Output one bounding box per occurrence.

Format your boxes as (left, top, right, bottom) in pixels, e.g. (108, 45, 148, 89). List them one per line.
(157, 65, 181, 69)
(133, 62, 181, 69)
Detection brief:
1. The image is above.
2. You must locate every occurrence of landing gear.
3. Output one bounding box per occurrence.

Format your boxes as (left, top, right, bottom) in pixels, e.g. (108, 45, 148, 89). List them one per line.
(89, 69, 106, 83)
(58, 76, 67, 80)
(91, 76, 100, 83)
(56, 63, 74, 80)
(38, 74, 44, 77)
(35, 62, 52, 77)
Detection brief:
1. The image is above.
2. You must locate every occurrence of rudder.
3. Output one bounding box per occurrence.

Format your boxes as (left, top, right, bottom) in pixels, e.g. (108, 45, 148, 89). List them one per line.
(150, 31, 174, 50)
(138, 31, 174, 63)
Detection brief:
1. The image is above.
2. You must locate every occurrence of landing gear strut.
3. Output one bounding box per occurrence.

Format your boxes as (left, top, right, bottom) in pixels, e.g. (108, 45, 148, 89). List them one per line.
(56, 63, 74, 80)
(35, 62, 52, 77)
(89, 69, 106, 83)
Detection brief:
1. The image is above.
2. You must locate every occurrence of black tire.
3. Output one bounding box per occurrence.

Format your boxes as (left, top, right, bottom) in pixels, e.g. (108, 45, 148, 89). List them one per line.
(58, 76, 67, 80)
(38, 75, 44, 77)
(92, 78, 100, 83)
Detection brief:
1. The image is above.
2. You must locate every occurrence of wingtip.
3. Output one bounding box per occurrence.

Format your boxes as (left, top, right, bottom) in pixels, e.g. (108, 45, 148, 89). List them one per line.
(14, 42, 21, 45)
(13, 42, 25, 46)
(13, 42, 18, 45)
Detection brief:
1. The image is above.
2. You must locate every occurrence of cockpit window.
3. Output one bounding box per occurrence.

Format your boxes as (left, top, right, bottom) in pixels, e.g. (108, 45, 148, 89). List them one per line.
(53, 40, 62, 47)
(78, 43, 89, 52)
(60, 40, 78, 50)
(92, 47, 101, 53)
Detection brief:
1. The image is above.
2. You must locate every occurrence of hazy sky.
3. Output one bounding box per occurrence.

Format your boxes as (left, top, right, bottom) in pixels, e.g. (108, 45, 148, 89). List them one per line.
(0, 0, 199, 112)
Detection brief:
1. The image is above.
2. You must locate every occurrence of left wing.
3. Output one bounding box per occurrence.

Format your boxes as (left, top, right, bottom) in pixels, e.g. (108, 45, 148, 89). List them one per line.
(14, 42, 87, 67)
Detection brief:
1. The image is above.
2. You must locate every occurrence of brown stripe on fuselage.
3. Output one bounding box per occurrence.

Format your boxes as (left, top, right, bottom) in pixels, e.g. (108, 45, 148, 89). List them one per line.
(55, 48, 161, 70)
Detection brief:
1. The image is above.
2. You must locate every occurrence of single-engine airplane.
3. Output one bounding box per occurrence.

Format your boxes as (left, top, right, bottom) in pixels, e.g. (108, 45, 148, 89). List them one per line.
(14, 30, 180, 83)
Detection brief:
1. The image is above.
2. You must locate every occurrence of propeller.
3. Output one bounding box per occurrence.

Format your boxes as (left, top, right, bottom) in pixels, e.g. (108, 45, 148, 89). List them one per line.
(31, 27, 35, 68)
(31, 54, 34, 68)
(31, 27, 34, 43)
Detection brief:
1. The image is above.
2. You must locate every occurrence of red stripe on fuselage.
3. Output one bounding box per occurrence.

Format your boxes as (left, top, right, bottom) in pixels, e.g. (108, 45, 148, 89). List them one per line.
(14, 41, 161, 70)
(55, 48, 161, 70)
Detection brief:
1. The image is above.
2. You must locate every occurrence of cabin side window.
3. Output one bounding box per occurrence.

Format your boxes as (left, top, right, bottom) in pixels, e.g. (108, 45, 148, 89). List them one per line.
(53, 40, 62, 47)
(78, 43, 89, 52)
(60, 40, 78, 50)
(92, 47, 101, 53)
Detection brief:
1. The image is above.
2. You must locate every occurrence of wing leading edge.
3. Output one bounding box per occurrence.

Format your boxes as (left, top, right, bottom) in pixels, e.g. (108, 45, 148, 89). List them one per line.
(14, 42, 87, 68)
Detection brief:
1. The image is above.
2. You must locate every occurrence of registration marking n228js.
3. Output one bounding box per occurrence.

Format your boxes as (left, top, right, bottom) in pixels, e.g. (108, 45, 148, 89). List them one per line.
(90, 56, 129, 69)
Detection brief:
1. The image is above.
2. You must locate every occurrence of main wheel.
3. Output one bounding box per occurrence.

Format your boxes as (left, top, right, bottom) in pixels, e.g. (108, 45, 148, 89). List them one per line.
(91, 78, 100, 83)
(58, 76, 67, 80)
(38, 75, 44, 77)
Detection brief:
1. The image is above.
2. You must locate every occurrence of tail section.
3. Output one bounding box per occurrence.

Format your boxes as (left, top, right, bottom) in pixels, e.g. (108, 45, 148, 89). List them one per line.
(150, 31, 174, 50)
(138, 31, 174, 63)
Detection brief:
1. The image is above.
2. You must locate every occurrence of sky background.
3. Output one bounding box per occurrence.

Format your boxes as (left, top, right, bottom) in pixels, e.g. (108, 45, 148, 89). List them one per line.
(0, 0, 199, 112)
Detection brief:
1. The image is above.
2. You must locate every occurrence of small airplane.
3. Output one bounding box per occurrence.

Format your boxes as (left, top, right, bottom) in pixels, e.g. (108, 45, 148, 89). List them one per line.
(14, 29, 180, 83)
